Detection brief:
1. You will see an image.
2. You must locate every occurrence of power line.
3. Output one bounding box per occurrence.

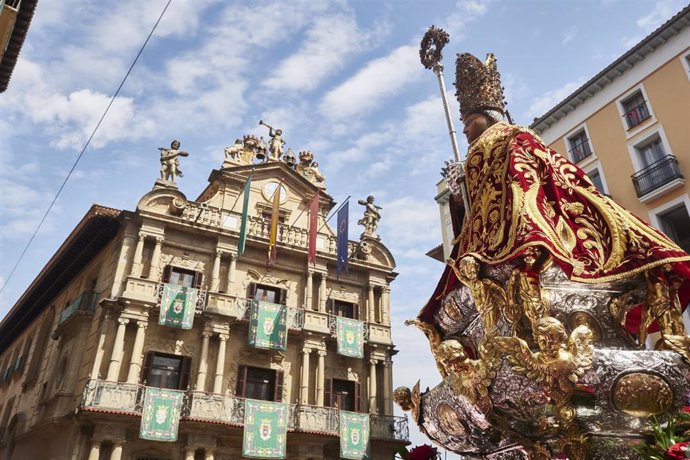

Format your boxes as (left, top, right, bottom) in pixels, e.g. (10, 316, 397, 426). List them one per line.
(0, 0, 173, 296)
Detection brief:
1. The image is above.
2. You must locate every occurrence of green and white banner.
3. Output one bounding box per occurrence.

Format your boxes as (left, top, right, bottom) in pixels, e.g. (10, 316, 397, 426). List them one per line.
(340, 411, 370, 459)
(336, 317, 364, 358)
(248, 300, 287, 351)
(242, 399, 288, 458)
(139, 388, 184, 442)
(159, 284, 196, 329)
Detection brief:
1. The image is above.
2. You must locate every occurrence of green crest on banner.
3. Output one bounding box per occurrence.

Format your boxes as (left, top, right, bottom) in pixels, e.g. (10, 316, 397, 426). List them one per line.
(242, 399, 288, 458)
(248, 301, 287, 351)
(159, 284, 196, 329)
(340, 411, 370, 459)
(336, 317, 364, 358)
(139, 388, 184, 442)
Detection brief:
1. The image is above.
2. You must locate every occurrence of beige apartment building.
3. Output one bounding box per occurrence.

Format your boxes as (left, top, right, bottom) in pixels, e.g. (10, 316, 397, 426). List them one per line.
(531, 5, 690, 253)
(0, 136, 407, 459)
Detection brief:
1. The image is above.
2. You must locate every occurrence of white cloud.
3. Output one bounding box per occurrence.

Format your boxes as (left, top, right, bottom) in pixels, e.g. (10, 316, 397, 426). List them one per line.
(525, 77, 587, 120)
(320, 44, 423, 120)
(620, 0, 683, 50)
(561, 26, 578, 45)
(262, 14, 367, 92)
(380, 197, 441, 247)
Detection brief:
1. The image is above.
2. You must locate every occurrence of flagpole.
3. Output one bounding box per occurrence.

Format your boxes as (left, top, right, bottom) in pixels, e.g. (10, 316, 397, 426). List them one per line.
(228, 167, 256, 215)
(318, 195, 351, 233)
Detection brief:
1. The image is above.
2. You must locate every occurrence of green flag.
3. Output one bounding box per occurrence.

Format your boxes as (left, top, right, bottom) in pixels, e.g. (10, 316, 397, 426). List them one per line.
(248, 300, 287, 351)
(238, 174, 252, 257)
(340, 411, 370, 459)
(139, 388, 184, 442)
(159, 284, 196, 329)
(242, 399, 288, 458)
(336, 317, 364, 358)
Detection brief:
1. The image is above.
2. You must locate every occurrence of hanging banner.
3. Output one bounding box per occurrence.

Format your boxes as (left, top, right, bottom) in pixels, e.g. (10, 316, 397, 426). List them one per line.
(336, 316, 364, 358)
(242, 399, 289, 459)
(238, 174, 252, 257)
(139, 387, 184, 442)
(248, 300, 288, 351)
(307, 190, 320, 264)
(336, 200, 349, 278)
(340, 411, 370, 459)
(159, 284, 197, 329)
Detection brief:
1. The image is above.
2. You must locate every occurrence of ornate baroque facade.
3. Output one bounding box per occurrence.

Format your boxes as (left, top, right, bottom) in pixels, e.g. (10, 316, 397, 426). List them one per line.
(0, 136, 408, 459)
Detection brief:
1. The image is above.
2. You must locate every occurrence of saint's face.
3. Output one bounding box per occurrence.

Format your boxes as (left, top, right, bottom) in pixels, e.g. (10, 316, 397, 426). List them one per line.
(462, 113, 490, 144)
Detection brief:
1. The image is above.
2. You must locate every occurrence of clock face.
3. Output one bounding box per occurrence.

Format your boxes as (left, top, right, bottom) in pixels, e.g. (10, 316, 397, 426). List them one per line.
(262, 181, 288, 204)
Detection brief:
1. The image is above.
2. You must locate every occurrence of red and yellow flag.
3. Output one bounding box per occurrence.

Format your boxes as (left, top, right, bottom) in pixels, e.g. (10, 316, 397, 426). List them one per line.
(307, 190, 320, 264)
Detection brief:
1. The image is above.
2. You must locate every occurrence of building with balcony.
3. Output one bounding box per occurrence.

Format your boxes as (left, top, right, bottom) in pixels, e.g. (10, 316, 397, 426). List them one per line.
(0, 138, 408, 459)
(530, 5, 690, 254)
(0, 0, 38, 92)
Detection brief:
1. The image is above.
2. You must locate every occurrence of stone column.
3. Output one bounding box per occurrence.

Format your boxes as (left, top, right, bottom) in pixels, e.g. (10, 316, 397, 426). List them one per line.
(315, 350, 326, 406)
(91, 311, 110, 379)
(300, 347, 311, 404)
(213, 334, 228, 393)
(318, 273, 327, 312)
(204, 450, 214, 460)
(110, 443, 123, 460)
(149, 236, 163, 279)
(130, 233, 146, 277)
(87, 442, 100, 460)
(196, 331, 212, 391)
(184, 448, 195, 460)
(106, 317, 129, 381)
(382, 359, 392, 415)
(126, 320, 148, 383)
(367, 285, 375, 322)
(227, 253, 236, 293)
(306, 270, 313, 310)
(369, 359, 378, 414)
(382, 286, 391, 325)
(211, 249, 222, 291)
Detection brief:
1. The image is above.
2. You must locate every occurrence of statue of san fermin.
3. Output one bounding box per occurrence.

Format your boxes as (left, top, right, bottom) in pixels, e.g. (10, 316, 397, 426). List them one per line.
(395, 26, 690, 460)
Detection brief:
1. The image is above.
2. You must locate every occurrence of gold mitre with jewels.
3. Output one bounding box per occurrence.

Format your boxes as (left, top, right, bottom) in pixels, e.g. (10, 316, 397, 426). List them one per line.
(454, 52, 507, 120)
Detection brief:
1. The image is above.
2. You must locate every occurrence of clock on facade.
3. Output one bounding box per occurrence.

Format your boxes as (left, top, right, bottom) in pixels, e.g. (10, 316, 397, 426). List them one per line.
(262, 181, 288, 204)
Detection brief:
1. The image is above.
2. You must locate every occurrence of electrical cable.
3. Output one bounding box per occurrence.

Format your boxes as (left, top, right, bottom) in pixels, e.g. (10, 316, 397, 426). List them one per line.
(0, 0, 173, 296)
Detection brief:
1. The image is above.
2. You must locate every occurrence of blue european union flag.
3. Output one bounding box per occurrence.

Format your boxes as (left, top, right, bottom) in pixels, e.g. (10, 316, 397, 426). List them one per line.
(337, 201, 349, 278)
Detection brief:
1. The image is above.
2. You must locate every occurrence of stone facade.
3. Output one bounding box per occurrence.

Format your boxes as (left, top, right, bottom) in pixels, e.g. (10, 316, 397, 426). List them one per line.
(0, 157, 408, 459)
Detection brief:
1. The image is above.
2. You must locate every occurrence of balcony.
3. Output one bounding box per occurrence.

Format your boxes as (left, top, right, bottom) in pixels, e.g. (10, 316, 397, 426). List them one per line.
(58, 290, 99, 325)
(328, 314, 370, 340)
(631, 155, 684, 198)
(80, 382, 409, 442)
(156, 283, 207, 313)
(568, 140, 592, 163)
(623, 101, 651, 130)
(234, 297, 305, 330)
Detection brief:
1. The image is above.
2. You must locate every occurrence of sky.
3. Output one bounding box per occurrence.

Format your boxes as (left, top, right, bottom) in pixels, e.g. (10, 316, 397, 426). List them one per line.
(0, 0, 687, 455)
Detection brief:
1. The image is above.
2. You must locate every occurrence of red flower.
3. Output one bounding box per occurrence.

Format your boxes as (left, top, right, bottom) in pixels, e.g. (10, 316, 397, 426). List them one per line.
(681, 406, 690, 413)
(409, 444, 439, 460)
(667, 441, 690, 459)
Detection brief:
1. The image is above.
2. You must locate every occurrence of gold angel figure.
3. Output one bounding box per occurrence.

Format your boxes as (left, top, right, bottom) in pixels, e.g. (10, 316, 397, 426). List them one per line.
(393, 381, 422, 424)
(405, 319, 448, 377)
(447, 256, 508, 332)
(640, 265, 686, 348)
(494, 316, 593, 425)
(439, 334, 498, 412)
(507, 246, 549, 337)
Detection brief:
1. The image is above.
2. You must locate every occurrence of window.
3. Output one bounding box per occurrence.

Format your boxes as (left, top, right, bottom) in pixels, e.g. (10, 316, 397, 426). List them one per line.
(636, 136, 667, 167)
(325, 378, 361, 412)
(162, 265, 203, 289)
(25, 307, 55, 386)
(622, 91, 651, 129)
(249, 283, 286, 304)
(235, 365, 284, 401)
(567, 130, 592, 162)
(142, 352, 191, 390)
(587, 169, 606, 194)
(658, 204, 690, 253)
(331, 300, 359, 319)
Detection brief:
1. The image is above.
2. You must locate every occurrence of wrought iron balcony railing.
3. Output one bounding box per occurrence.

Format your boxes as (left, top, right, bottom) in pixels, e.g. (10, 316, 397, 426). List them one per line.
(80, 381, 409, 441)
(623, 101, 651, 130)
(58, 290, 99, 325)
(233, 297, 304, 330)
(156, 283, 207, 313)
(568, 140, 592, 163)
(631, 155, 684, 198)
(328, 314, 370, 340)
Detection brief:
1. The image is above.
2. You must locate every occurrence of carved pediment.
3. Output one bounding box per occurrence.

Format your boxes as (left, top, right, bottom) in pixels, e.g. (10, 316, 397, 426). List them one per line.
(328, 287, 359, 303)
(137, 188, 188, 216)
(242, 269, 291, 293)
(160, 253, 206, 272)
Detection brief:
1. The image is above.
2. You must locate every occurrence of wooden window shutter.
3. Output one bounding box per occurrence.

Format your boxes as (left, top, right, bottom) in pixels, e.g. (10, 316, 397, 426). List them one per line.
(141, 352, 154, 385)
(179, 356, 192, 390)
(273, 370, 284, 402)
(162, 265, 172, 283)
(324, 378, 333, 407)
(279, 288, 287, 305)
(193, 271, 204, 289)
(247, 283, 257, 300)
(353, 302, 360, 320)
(235, 365, 248, 397)
(354, 381, 362, 412)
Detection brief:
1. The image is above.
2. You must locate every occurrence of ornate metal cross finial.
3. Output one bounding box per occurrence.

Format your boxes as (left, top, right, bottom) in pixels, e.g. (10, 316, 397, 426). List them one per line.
(420, 25, 450, 72)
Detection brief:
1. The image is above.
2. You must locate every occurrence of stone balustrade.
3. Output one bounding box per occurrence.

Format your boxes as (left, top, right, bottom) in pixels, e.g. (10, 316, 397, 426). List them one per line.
(79, 380, 408, 442)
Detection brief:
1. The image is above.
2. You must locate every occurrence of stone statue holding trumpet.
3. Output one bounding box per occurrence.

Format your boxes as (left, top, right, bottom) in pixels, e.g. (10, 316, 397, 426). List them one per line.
(259, 120, 285, 160)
